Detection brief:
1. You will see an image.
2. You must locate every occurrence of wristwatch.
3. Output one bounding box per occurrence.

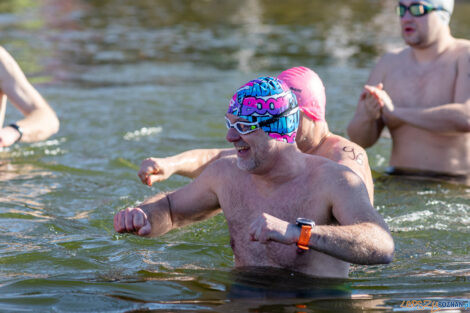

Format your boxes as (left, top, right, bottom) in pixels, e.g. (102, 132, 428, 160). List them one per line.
(8, 123, 23, 144)
(296, 218, 315, 250)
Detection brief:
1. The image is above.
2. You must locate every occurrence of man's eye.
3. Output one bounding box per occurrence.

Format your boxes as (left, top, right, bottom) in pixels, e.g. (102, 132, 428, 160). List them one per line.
(238, 124, 250, 132)
(241, 124, 257, 132)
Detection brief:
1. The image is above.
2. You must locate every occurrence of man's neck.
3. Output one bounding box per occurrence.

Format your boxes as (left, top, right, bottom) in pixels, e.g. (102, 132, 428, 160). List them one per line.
(251, 144, 304, 187)
(411, 30, 453, 63)
(298, 121, 331, 154)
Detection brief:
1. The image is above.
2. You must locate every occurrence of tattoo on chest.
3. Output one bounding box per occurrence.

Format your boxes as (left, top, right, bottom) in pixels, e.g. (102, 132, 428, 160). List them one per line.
(343, 146, 364, 165)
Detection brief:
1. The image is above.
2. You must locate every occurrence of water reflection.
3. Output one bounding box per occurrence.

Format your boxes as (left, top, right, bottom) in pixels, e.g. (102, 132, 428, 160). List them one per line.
(227, 267, 352, 299)
(0, 0, 417, 80)
(113, 267, 390, 312)
(0, 162, 54, 207)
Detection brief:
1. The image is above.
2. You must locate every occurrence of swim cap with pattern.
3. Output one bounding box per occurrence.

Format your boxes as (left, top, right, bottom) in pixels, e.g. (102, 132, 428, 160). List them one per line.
(278, 66, 326, 122)
(227, 77, 299, 144)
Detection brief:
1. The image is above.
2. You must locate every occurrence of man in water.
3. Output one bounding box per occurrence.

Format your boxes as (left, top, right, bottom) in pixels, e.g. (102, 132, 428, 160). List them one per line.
(138, 67, 375, 202)
(0, 46, 59, 147)
(347, 0, 470, 184)
(115, 77, 394, 278)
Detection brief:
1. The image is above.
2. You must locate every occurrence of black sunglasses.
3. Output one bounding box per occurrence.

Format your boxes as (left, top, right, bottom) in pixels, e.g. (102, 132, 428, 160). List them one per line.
(396, 2, 446, 18)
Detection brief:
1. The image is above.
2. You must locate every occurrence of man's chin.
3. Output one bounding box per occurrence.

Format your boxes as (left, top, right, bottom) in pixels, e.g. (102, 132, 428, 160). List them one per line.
(402, 34, 423, 47)
(237, 158, 257, 172)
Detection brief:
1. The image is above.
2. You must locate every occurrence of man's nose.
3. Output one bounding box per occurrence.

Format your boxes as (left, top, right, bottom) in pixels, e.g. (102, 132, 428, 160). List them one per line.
(401, 9, 413, 21)
(226, 127, 241, 143)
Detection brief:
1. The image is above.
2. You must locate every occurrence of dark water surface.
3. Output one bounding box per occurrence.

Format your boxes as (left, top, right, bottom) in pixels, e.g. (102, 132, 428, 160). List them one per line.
(1, 0, 469, 312)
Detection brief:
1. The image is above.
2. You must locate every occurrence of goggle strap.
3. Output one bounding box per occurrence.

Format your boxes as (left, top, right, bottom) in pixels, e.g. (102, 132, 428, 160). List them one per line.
(258, 107, 298, 128)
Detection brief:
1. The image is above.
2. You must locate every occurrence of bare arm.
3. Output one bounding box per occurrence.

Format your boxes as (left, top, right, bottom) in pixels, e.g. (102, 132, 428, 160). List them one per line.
(333, 143, 374, 204)
(0, 96, 5, 128)
(138, 148, 235, 185)
(115, 161, 222, 237)
(347, 57, 387, 148)
(308, 169, 393, 264)
(250, 168, 393, 265)
(384, 103, 469, 133)
(0, 46, 59, 147)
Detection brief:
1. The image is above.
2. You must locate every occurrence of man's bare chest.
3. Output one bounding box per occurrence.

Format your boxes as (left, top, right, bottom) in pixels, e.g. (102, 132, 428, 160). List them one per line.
(217, 183, 333, 266)
(384, 60, 457, 108)
(219, 182, 331, 226)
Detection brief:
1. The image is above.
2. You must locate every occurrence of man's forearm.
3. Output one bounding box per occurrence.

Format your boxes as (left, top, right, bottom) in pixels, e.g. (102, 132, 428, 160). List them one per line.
(347, 115, 384, 148)
(309, 222, 394, 265)
(251, 214, 394, 265)
(138, 193, 175, 237)
(171, 148, 235, 179)
(391, 104, 470, 133)
(17, 106, 59, 142)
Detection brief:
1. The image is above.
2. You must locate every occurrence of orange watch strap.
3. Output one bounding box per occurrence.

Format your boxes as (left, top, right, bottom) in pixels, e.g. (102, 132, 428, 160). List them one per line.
(297, 225, 312, 250)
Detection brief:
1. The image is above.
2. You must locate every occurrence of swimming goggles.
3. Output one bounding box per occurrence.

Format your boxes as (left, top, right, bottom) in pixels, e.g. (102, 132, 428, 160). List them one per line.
(396, 2, 447, 18)
(225, 107, 298, 135)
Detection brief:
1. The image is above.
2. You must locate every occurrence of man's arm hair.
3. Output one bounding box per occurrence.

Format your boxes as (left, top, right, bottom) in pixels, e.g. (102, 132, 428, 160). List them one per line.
(0, 46, 59, 142)
(309, 166, 394, 265)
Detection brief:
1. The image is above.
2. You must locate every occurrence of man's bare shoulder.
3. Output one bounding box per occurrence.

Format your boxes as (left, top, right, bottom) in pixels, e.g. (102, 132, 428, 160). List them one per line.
(327, 134, 367, 154)
(303, 152, 358, 181)
(190, 155, 243, 193)
(454, 39, 470, 57)
(367, 47, 409, 83)
(377, 47, 410, 67)
(454, 38, 470, 48)
(203, 154, 242, 177)
(303, 153, 368, 201)
(316, 134, 369, 165)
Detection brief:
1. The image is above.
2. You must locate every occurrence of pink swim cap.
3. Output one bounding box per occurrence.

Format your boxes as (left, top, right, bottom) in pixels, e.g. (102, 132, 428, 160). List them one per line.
(277, 66, 326, 121)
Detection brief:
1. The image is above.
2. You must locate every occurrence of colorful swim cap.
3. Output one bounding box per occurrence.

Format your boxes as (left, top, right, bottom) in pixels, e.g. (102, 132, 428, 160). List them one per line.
(227, 76, 299, 144)
(421, 0, 454, 24)
(277, 66, 326, 122)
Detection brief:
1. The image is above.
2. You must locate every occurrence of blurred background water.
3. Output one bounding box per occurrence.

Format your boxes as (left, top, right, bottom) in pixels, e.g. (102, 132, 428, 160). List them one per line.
(0, 0, 469, 312)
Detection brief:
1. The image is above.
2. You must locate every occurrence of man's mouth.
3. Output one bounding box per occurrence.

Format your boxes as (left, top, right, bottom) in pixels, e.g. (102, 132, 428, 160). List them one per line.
(403, 26, 415, 34)
(235, 145, 250, 156)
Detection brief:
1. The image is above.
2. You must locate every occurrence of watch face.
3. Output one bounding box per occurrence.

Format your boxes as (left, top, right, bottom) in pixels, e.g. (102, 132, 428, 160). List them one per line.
(296, 217, 315, 227)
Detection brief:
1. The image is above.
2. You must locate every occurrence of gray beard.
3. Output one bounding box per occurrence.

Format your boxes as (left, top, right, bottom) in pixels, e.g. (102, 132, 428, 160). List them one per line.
(237, 157, 259, 172)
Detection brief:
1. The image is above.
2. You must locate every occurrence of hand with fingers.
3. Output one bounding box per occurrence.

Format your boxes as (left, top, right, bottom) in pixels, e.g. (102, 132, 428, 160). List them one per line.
(138, 157, 173, 186)
(249, 213, 298, 246)
(364, 83, 403, 128)
(359, 85, 384, 121)
(114, 207, 152, 236)
(363, 83, 394, 113)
